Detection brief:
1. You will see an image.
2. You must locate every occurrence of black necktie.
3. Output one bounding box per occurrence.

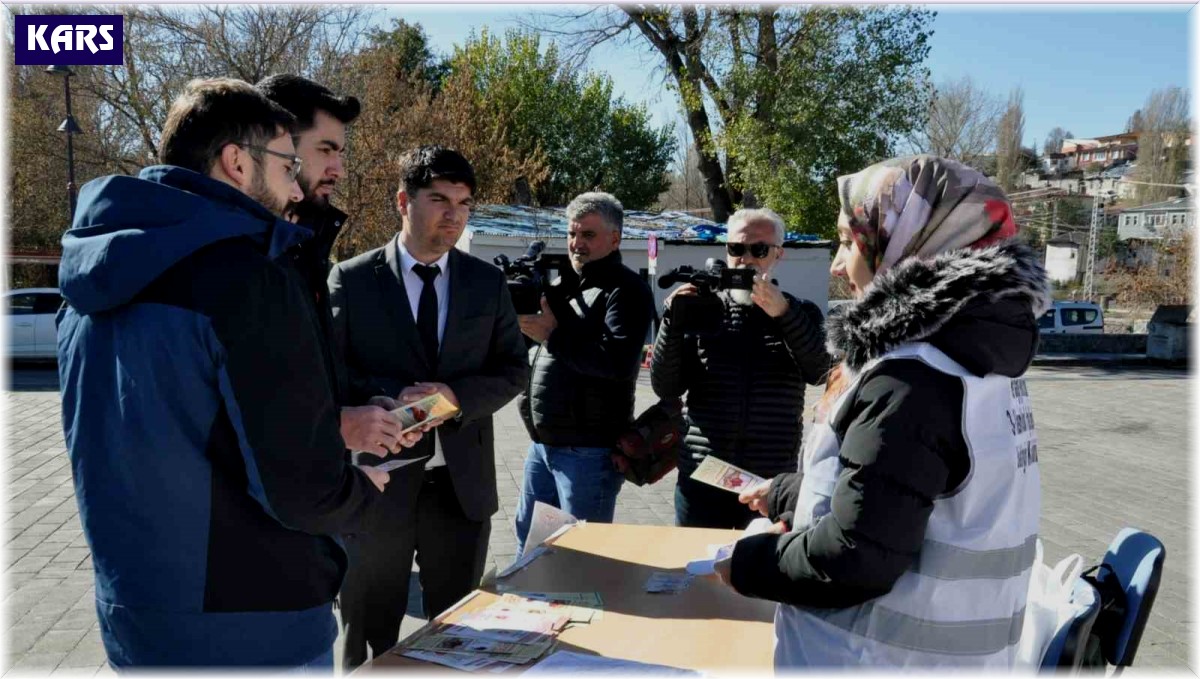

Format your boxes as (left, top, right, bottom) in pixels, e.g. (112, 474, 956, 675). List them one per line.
(413, 263, 441, 362)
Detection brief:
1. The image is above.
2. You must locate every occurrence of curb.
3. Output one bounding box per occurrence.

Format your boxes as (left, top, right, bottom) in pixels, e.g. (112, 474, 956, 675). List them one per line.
(1032, 353, 1187, 368)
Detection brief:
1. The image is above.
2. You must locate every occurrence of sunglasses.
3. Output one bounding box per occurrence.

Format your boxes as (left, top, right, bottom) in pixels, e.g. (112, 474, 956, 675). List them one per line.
(238, 143, 304, 182)
(726, 242, 779, 258)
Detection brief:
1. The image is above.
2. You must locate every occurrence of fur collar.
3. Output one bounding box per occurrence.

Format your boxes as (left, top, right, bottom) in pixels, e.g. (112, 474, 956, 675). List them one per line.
(827, 241, 1050, 372)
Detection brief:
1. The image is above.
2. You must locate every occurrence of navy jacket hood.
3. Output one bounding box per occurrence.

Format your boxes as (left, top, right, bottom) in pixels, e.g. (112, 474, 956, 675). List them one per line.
(59, 165, 311, 315)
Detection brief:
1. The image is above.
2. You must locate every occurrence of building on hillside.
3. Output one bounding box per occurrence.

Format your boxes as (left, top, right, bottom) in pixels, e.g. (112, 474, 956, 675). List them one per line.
(1061, 138, 1100, 170)
(1042, 153, 1070, 175)
(1062, 133, 1137, 170)
(1115, 196, 1195, 268)
(457, 204, 835, 316)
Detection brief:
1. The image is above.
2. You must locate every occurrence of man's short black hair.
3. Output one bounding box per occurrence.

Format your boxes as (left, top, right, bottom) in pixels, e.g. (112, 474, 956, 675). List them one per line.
(255, 74, 361, 131)
(397, 145, 477, 196)
(159, 78, 296, 175)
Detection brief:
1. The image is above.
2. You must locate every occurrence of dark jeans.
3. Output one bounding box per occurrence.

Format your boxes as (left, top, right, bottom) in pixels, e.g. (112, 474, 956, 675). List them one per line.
(674, 465, 759, 530)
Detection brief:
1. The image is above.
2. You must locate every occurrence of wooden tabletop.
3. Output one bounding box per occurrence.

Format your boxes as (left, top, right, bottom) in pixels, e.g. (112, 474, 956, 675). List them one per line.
(359, 522, 777, 673)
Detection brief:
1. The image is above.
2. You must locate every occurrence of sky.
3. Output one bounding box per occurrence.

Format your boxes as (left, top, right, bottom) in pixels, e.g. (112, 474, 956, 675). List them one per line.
(381, 3, 1192, 151)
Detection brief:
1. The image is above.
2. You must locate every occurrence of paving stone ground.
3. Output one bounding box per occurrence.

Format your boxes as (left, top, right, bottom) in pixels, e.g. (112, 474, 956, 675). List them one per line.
(2, 364, 1193, 674)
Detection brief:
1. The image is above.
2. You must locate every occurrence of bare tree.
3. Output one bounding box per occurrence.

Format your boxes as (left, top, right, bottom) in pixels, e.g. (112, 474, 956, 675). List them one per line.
(1043, 126, 1073, 155)
(1133, 86, 1190, 204)
(654, 125, 708, 212)
(1126, 109, 1144, 134)
(908, 76, 1002, 166)
(528, 5, 933, 226)
(77, 6, 375, 165)
(994, 87, 1026, 191)
(334, 48, 549, 260)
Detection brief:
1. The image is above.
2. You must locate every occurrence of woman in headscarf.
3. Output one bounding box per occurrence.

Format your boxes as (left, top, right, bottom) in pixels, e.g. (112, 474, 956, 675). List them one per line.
(720, 155, 1050, 668)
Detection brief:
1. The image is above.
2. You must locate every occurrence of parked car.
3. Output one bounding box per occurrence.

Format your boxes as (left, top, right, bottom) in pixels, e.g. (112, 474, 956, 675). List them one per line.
(1038, 301, 1104, 334)
(5, 288, 64, 360)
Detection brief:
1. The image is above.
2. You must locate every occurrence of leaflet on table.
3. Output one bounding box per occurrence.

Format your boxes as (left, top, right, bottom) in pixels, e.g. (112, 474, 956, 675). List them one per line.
(400, 648, 505, 672)
(498, 591, 603, 607)
(409, 632, 554, 665)
(447, 603, 569, 644)
(644, 572, 693, 594)
(390, 392, 459, 434)
(499, 593, 598, 624)
(523, 650, 700, 676)
(689, 455, 764, 493)
(522, 501, 579, 557)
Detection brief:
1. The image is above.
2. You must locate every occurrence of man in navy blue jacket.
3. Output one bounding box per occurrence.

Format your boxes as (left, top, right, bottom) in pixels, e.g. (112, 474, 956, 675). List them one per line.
(56, 78, 389, 668)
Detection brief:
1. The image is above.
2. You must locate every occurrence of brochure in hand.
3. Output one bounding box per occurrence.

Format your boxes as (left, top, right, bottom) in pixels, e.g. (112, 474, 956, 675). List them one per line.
(689, 455, 764, 494)
(391, 392, 459, 434)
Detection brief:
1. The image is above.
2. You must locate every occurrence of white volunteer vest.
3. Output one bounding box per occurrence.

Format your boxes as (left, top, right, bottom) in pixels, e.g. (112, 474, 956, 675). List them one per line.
(776, 342, 1041, 669)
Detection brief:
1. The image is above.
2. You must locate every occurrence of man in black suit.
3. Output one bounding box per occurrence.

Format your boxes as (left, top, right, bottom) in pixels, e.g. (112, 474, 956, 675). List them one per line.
(327, 146, 527, 669)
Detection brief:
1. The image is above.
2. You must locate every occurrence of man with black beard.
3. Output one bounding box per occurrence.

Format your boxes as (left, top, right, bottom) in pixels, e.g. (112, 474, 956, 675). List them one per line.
(258, 75, 414, 456)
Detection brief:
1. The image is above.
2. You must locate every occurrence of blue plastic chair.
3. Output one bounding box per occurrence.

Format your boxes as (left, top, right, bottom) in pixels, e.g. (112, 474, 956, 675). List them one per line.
(1089, 528, 1166, 669)
(1039, 579, 1101, 671)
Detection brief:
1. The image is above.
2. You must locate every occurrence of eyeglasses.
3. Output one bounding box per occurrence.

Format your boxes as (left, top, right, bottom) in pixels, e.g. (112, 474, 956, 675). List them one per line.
(238, 143, 303, 182)
(726, 242, 779, 258)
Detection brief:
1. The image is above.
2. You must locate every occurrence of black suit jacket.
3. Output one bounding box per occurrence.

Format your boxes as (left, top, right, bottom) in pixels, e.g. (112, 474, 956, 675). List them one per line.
(327, 236, 527, 521)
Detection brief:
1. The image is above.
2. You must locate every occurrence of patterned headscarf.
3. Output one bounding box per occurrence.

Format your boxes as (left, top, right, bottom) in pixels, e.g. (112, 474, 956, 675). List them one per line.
(836, 155, 1019, 276)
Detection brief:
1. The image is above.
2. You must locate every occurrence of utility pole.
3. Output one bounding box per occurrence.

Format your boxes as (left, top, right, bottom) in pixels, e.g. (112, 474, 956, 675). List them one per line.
(1083, 188, 1101, 301)
(1051, 200, 1059, 239)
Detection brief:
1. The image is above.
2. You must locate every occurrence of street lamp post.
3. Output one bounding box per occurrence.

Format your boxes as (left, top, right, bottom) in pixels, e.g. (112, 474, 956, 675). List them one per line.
(45, 65, 82, 223)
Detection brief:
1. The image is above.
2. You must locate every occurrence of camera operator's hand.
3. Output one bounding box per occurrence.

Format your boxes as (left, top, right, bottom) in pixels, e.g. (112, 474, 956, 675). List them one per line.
(664, 283, 699, 310)
(751, 273, 788, 318)
(518, 297, 557, 343)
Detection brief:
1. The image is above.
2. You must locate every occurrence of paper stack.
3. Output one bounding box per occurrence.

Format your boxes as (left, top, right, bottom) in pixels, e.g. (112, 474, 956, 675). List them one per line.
(398, 592, 605, 672)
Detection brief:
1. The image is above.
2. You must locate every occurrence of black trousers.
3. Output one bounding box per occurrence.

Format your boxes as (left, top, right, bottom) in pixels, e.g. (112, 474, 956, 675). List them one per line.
(674, 466, 759, 530)
(339, 465, 490, 669)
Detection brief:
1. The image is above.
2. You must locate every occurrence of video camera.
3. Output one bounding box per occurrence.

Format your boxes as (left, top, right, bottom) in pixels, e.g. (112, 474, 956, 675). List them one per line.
(657, 259, 756, 334)
(494, 241, 574, 315)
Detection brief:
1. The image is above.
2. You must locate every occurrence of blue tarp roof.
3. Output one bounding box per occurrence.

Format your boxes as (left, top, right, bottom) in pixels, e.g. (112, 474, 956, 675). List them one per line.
(467, 204, 823, 243)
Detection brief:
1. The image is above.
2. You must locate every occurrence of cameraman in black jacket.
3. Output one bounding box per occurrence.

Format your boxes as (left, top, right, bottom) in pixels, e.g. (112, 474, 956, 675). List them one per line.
(651, 208, 830, 529)
(514, 192, 655, 554)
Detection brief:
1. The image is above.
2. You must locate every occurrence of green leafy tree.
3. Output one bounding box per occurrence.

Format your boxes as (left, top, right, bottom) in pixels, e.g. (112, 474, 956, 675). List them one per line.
(364, 18, 450, 90)
(449, 29, 674, 208)
(538, 5, 933, 233)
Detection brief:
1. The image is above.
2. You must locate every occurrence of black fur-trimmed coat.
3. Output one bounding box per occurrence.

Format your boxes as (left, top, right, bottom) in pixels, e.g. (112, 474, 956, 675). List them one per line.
(729, 242, 1050, 608)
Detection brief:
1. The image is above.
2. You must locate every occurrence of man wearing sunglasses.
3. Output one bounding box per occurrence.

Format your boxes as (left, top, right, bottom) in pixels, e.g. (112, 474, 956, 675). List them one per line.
(55, 79, 389, 668)
(651, 208, 831, 530)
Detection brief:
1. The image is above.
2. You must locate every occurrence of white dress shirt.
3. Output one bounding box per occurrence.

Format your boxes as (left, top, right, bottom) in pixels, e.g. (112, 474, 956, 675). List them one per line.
(397, 239, 450, 469)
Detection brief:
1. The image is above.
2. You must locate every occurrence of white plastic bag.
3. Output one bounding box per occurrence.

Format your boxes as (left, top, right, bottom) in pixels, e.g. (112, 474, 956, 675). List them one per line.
(1016, 539, 1086, 670)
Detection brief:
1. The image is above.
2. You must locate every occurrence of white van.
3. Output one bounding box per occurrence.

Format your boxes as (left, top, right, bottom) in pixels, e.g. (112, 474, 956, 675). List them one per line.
(1038, 301, 1104, 334)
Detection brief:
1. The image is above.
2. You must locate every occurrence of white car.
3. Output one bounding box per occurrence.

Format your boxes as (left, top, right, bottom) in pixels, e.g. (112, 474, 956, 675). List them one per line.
(1038, 301, 1104, 334)
(5, 288, 64, 359)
